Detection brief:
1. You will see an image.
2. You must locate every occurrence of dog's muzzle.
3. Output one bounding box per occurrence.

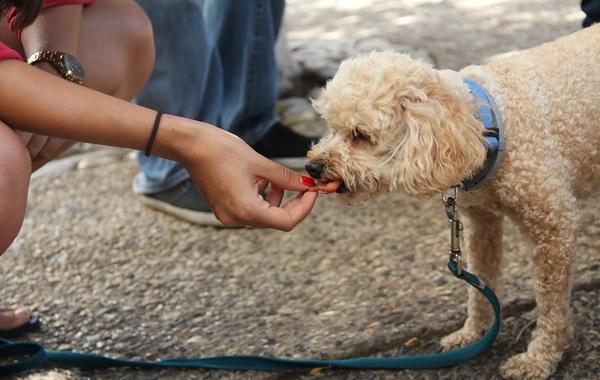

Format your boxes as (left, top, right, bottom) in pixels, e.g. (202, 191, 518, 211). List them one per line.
(305, 161, 347, 193)
(305, 161, 325, 179)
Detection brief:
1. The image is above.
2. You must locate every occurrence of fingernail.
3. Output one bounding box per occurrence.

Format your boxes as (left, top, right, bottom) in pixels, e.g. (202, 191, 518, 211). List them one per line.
(300, 175, 315, 186)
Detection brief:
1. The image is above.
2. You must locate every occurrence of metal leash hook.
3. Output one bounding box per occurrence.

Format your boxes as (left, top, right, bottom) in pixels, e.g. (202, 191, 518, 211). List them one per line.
(442, 187, 463, 275)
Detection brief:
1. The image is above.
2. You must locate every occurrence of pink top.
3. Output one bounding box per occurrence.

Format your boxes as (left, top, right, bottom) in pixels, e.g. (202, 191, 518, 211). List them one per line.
(0, 0, 95, 60)
(0, 42, 23, 61)
(6, 0, 95, 30)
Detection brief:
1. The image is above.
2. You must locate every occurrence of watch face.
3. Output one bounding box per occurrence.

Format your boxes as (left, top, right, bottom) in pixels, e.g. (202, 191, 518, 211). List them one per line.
(63, 54, 85, 80)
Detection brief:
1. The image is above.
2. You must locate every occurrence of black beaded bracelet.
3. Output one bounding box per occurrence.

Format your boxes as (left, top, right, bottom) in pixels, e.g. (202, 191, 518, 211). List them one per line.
(144, 111, 163, 157)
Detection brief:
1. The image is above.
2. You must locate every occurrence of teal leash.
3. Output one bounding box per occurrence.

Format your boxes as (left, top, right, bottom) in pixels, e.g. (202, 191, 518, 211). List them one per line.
(0, 190, 500, 376)
(0, 263, 499, 375)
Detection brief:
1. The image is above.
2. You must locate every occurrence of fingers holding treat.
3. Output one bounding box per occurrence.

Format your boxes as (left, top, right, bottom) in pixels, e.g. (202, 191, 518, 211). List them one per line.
(266, 184, 285, 207)
(308, 179, 342, 194)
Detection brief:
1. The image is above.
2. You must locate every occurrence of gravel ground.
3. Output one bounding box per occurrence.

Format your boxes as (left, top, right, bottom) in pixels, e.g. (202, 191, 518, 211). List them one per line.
(2, 0, 599, 379)
(4, 159, 600, 380)
(285, 0, 583, 71)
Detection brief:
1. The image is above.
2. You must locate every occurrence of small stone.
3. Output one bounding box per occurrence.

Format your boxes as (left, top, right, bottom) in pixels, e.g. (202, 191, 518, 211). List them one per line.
(186, 335, 205, 345)
(404, 337, 421, 347)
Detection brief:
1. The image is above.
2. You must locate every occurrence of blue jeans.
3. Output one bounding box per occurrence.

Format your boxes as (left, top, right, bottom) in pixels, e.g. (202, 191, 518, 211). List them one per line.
(134, 0, 284, 193)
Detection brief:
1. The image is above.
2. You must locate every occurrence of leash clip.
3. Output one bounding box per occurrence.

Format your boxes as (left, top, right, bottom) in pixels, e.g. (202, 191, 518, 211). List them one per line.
(442, 187, 463, 275)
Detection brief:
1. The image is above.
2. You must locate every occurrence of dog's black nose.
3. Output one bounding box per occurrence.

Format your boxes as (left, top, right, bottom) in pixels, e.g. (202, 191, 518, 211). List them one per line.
(305, 161, 325, 179)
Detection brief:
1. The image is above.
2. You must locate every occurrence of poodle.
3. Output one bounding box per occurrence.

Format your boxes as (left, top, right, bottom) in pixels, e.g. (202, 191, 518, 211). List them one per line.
(306, 24, 600, 380)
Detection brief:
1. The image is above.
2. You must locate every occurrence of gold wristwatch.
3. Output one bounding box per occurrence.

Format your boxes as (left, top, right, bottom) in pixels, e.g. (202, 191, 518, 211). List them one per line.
(27, 51, 85, 85)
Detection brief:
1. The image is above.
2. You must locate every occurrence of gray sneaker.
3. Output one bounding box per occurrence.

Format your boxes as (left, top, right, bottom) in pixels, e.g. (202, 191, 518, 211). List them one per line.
(139, 179, 223, 226)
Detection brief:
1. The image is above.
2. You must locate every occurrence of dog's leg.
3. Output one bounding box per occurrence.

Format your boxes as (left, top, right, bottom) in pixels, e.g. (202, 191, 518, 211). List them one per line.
(500, 184, 577, 380)
(441, 207, 503, 350)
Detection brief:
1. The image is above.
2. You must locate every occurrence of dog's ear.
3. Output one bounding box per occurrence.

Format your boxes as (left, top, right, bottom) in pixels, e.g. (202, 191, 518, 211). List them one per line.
(391, 89, 487, 196)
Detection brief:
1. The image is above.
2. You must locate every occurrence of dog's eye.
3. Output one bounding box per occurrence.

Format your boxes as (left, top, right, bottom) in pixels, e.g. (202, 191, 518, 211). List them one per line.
(352, 129, 372, 144)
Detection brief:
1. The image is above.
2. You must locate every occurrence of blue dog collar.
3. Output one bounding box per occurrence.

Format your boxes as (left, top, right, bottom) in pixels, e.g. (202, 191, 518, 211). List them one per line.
(460, 78, 505, 191)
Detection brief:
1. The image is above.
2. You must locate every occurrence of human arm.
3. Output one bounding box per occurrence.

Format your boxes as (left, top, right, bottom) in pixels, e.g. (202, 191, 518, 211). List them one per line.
(0, 59, 318, 230)
(19, 2, 84, 56)
(14, 2, 86, 169)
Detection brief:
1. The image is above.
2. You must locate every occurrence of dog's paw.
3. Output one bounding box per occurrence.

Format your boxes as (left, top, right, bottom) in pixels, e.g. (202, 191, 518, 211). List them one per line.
(440, 327, 482, 350)
(500, 353, 554, 380)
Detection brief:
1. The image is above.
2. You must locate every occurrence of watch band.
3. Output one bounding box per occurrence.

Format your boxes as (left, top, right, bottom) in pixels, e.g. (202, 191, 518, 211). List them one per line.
(27, 51, 59, 65)
(27, 51, 85, 85)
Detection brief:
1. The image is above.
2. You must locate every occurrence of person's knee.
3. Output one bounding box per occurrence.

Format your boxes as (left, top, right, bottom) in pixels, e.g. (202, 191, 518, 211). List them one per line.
(119, 1, 155, 94)
(89, 0, 154, 100)
(0, 126, 31, 255)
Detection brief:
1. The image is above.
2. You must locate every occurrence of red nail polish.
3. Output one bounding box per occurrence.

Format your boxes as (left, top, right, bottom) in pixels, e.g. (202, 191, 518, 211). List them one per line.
(300, 175, 315, 186)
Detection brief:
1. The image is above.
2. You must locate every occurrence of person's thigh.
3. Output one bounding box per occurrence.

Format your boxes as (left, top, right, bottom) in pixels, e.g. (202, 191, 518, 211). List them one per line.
(204, 0, 283, 143)
(0, 122, 31, 254)
(135, 0, 219, 121)
(134, 0, 222, 193)
(0, 0, 154, 99)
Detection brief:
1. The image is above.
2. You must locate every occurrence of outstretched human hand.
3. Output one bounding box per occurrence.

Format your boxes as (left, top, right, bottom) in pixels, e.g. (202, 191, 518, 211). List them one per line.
(181, 123, 318, 231)
(0, 61, 317, 230)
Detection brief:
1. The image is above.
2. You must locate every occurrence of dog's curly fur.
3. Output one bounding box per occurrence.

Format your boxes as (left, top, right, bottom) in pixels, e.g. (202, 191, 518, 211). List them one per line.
(308, 24, 600, 380)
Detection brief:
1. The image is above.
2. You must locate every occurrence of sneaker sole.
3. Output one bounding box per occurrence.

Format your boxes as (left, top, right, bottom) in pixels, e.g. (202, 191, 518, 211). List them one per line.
(273, 157, 308, 170)
(139, 195, 227, 227)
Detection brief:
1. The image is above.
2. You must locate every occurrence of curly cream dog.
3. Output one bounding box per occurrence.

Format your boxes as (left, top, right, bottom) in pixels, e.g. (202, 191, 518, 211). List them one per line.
(306, 24, 600, 380)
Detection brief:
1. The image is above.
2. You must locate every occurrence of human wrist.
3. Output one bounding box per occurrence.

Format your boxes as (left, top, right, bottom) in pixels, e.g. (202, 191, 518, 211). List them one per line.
(152, 115, 210, 165)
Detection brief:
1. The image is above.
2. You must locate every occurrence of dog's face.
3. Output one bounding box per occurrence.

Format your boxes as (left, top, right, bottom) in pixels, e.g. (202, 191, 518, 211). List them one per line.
(307, 51, 487, 200)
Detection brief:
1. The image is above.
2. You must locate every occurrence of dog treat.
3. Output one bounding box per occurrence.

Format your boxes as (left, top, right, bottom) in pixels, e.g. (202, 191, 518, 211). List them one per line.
(308, 179, 342, 193)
